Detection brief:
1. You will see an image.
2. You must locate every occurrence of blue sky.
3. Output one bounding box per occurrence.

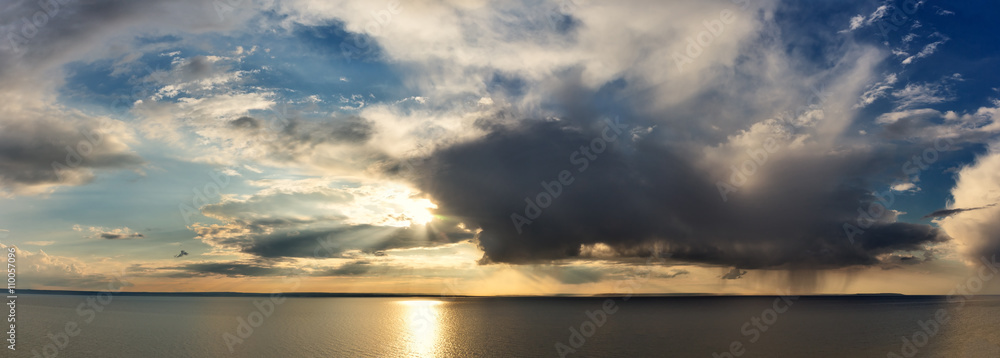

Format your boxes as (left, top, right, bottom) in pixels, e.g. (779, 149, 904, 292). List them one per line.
(0, 0, 999, 295)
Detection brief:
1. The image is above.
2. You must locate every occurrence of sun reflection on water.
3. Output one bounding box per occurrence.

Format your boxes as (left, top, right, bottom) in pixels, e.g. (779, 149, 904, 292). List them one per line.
(397, 300, 444, 357)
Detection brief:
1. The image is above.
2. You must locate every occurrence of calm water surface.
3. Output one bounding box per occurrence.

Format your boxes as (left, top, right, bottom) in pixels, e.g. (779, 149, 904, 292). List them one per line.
(13, 295, 1000, 357)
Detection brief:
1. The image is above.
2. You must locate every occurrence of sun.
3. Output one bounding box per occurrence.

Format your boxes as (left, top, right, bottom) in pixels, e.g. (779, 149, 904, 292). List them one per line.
(404, 198, 438, 226)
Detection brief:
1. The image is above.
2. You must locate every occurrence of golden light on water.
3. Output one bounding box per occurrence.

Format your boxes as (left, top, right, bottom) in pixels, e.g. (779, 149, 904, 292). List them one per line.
(397, 300, 444, 357)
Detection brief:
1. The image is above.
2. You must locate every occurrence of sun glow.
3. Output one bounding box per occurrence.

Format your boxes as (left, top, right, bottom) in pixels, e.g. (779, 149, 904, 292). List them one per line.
(405, 198, 438, 226)
(339, 184, 439, 227)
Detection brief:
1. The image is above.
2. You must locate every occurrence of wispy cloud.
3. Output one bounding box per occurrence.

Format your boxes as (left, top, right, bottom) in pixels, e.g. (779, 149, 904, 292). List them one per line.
(73, 225, 146, 240)
(892, 82, 955, 110)
(923, 204, 997, 219)
(902, 33, 949, 65)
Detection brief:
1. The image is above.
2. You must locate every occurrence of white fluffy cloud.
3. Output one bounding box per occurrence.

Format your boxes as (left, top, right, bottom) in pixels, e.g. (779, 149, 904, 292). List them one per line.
(937, 141, 1000, 262)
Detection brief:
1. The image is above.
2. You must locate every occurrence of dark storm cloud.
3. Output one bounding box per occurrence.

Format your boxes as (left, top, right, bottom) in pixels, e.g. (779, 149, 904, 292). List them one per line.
(0, 118, 145, 193)
(921, 204, 997, 219)
(410, 113, 949, 269)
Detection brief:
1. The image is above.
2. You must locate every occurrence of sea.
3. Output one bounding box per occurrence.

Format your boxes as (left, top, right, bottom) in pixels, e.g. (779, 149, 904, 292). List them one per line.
(10, 294, 1000, 357)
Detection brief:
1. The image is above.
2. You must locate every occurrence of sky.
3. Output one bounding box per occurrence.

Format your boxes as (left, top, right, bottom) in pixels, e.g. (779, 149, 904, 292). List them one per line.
(1, 0, 999, 296)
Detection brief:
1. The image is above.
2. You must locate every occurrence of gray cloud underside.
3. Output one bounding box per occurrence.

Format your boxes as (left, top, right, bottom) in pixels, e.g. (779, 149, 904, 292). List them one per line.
(411, 112, 949, 269)
(0, 118, 144, 192)
(195, 221, 474, 259)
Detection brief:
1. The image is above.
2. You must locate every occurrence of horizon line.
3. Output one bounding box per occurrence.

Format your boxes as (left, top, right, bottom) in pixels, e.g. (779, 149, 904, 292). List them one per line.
(19, 289, 1000, 298)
